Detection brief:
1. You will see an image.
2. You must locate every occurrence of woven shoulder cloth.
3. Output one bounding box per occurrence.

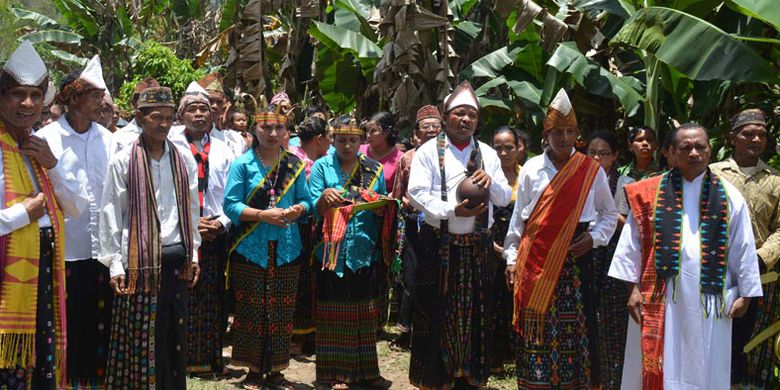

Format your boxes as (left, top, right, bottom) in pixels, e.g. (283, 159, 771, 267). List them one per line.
(0, 127, 67, 386)
(512, 152, 600, 340)
(229, 148, 305, 256)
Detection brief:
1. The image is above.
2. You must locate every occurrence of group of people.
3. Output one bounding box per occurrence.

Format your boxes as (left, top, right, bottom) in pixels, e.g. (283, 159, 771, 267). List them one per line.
(0, 39, 776, 390)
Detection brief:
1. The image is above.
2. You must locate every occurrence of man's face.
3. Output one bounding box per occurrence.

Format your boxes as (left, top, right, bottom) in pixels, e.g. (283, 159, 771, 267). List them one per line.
(417, 118, 442, 143)
(71, 88, 105, 122)
(181, 103, 212, 134)
(208, 91, 227, 119)
(445, 106, 478, 143)
(254, 121, 287, 150)
(0, 86, 45, 131)
(334, 134, 362, 161)
(672, 127, 711, 178)
(730, 124, 767, 161)
(138, 107, 175, 144)
(544, 126, 577, 157)
(96, 100, 114, 129)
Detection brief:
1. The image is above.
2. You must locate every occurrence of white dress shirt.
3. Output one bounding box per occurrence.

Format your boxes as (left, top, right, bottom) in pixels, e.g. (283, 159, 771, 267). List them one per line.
(503, 149, 618, 265)
(168, 126, 235, 229)
(0, 130, 88, 236)
(408, 135, 512, 234)
(36, 116, 111, 261)
(99, 141, 202, 278)
(221, 128, 248, 157)
(109, 118, 141, 156)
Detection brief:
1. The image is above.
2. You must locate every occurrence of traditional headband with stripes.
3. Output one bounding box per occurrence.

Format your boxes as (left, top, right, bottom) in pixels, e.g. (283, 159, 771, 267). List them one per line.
(254, 112, 287, 124)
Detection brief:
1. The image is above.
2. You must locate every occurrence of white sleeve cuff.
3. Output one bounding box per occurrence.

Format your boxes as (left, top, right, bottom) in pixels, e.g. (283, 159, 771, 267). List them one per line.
(8, 203, 31, 232)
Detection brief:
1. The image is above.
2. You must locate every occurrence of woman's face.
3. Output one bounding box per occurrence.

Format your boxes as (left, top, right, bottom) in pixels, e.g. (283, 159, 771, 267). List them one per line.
(254, 121, 287, 152)
(492, 132, 519, 170)
(334, 134, 361, 161)
(587, 138, 617, 173)
(364, 121, 387, 149)
(629, 129, 657, 161)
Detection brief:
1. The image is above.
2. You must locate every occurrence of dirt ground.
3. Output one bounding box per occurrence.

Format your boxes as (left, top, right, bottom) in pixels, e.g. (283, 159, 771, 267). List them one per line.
(186, 326, 516, 390)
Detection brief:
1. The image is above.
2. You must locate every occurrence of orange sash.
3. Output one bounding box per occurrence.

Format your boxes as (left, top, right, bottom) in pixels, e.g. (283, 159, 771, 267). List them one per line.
(624, 175, 666, 389)
(512, 152, 600, 338)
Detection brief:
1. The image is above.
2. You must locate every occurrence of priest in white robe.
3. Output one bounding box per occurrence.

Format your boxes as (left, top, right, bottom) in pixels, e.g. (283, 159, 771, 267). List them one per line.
(609, 123, 762, 390)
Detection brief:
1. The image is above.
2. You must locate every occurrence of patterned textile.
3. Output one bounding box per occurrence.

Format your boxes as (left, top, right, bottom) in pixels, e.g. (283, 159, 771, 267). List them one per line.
(316, 267, 380, 383)
(231, 243, 300, 374)
(515, 247, 596, 389)
(0, 127, 67, 387)
(490, 202, 515, 371)
(0, 229, 57, 390)
(653, 169, 729, 316)
(127, 138, 193, 295)
(186, 235, 227, 374)
(185, 132, 210, 212)
(65, 260, 112, 389)
(293, 218, 317, 335)
(409, 225, 498, 389)
(513, 152, 599, 338)
(743, 280, 780, 387)
(105, 247, 189, 390)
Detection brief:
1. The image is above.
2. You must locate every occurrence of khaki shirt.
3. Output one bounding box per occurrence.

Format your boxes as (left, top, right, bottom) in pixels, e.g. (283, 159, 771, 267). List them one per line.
(711, 158, 780, 269)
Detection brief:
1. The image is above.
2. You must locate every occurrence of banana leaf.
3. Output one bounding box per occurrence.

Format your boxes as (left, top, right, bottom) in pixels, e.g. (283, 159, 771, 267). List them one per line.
(726, 0, 780, 32)
(309, 21, 382, 61)
(459, 45, 524, 79)
(547, 42, 643, 115)
(219, 0, 241, 32)
(611, 7, 779, 83)
(49, 49, 88, 65)
(20, 30, 84, 45)
(11, 7, 61, 29)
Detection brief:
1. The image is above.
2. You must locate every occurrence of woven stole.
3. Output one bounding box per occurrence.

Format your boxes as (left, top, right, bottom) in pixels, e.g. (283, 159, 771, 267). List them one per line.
(229, 148, 304, 256)
(626, 169, 729, 388)
(0, 128, 67, 386)
(511, 152, 600, 340)
(185, 131, 210, 214)
(126, 138, 194, 295)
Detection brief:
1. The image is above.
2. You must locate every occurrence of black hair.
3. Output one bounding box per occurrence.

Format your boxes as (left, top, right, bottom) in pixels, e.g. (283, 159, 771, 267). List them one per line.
(398, 138, 414, 151)
(586, 130, 619, 153)
(298, 116, 328, 143)
(668, 122, 707, 148)
(493, 126, 519, 145)
(626, 125, 657, 144)
(517, 129, 530, 149)
(306, 105, 325, 117)
(58, 69, 81, 91)
(0, 72, 49, 96)
(363, 111, 397, 145)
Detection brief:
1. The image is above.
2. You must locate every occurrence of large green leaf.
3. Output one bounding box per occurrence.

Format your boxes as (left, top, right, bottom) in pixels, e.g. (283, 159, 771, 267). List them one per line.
(20, 30, 84, 45)
(308, 21, 382, 59)
(219, 0, 240, 32)
(335, 0, 377, 41)
(49, 49, 88, 65)
(611, 7, 779, 83)
(11, 7, 61, 29)
(52, 0, 99, 38)
(547, 42, 644, 115)
(459, 45, 524, 79)
(726, 0, 780, 32)
(571, 0, 634, 19)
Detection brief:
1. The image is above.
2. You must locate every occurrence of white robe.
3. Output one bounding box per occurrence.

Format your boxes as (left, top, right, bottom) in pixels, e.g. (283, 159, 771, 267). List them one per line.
(608, 172, 762, 390)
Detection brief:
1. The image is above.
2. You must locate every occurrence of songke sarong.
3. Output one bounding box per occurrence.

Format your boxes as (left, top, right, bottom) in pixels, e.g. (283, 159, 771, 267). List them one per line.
(293, 217, 317, 335)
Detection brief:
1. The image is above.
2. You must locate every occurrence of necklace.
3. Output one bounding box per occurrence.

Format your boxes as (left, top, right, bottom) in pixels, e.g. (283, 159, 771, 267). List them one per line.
(257, 147, 282, 208)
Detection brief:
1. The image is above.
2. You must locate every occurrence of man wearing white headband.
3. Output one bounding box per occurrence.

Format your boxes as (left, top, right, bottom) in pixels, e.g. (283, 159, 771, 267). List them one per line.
(36, 54, 115, 389)
(407, 80, 511, 389)
(0, 41, 88, 390)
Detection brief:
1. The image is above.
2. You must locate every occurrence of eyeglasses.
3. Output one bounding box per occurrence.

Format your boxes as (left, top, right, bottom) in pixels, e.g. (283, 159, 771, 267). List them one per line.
(587, 150, 613, 158)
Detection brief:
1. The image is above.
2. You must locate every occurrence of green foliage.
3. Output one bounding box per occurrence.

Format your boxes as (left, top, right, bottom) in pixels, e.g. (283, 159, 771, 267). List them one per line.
(116, 41, 206, 112)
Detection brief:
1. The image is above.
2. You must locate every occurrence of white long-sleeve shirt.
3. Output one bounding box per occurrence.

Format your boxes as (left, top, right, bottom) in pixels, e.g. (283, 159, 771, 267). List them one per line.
(0, 130, 88, 236)
(608, 172, 761, 390)
(407, 135, 512, 234)
(168, 126, 235, 230)
(503, 149, 618, 265)
(36, 116, 111, 260)
(99, 141, 201, 278)
(109, 118, 141, 156)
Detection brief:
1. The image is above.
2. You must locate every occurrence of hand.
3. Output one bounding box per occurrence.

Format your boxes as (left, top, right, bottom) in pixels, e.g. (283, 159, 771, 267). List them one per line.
(260, 208, 288, 227)
(569, 232, 593, 258)
(505, 264, 516, 292)
(728, 297, 751, 318)
(198, 217, 223, 241)
(241, 131, 253, 149)
(189, 262, 201, 288)
(454, 199, 487, 217)
(321, 188, 344, 208)
(627, 284, 643, 324)
(470, 169, 492, 189)
(493, 242, 503, 256)
(21, 136, 57, 169)
(22, 192, 46, 221)
(110, 274, 128, 295)
(284, 204, 306, 222)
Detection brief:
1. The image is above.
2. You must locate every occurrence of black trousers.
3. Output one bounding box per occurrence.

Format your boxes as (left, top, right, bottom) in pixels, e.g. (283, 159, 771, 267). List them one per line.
(156, 244, 189, 390)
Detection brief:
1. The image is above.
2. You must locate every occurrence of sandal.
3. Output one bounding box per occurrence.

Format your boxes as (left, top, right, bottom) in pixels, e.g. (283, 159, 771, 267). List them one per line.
(266, 372, 295, 390)
(331, 381, 349, 390)
(242, 371, 263, 390)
